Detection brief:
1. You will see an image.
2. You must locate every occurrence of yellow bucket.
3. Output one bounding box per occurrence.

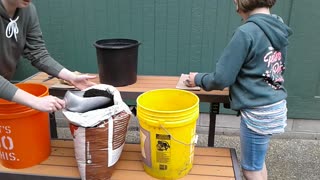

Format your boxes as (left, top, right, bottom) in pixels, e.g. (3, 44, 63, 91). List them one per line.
(137, 89, 199, 179)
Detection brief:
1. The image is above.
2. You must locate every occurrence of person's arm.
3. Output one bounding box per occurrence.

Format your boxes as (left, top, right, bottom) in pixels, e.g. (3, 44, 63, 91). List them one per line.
(0, 76, 64, 112)
(0, 76, 18, 101)
(12, 89, 65, 112)
(187, 29, 251, 91)
(23, 4, 95, 90)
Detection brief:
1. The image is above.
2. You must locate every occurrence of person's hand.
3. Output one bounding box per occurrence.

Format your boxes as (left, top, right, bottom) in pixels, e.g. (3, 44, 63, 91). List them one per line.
(69, 73, 97, 90)
(32, 96, 65, 113)
(183, 72, 198, 87)
(57, 69, 97, 90)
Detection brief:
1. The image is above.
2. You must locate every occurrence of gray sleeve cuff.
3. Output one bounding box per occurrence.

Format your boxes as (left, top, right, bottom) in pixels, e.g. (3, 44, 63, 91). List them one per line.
(194, 73, 207, 88)
(0, 76, 18, 101)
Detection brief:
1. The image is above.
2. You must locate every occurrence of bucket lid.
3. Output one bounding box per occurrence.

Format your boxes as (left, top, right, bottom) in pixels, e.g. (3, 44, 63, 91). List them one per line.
(94, 38, 141, 50)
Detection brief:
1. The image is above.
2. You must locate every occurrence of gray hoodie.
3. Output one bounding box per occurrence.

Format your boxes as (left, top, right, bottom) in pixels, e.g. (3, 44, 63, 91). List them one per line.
(0, 2, 64, 101)
(195, 14, 293, 110)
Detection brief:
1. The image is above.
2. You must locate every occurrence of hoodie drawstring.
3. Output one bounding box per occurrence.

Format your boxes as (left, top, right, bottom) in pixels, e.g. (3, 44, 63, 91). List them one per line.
(5, 16, 19, 42)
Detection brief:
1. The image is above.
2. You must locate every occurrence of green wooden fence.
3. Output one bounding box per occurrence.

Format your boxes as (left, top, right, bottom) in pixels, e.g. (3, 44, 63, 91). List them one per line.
(14, 0, 320, 119)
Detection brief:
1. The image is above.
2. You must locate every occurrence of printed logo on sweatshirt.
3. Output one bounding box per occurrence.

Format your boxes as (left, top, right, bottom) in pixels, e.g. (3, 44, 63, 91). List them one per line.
(262, 47, 284, 90)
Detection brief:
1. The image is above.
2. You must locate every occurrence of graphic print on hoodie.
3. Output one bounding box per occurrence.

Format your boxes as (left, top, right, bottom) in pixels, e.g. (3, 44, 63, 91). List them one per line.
(263, 46, 284, 89)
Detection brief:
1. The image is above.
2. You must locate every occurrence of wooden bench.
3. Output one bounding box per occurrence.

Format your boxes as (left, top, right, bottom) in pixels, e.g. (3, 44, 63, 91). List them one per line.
(0, 139, 241, 180)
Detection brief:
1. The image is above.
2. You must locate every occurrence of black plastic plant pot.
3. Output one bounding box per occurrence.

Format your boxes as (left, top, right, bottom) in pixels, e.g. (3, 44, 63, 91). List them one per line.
(94, 38, 141, 87)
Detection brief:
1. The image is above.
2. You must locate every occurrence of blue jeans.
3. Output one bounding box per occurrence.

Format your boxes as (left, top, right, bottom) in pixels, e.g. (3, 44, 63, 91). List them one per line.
(240, 119, 271, 171)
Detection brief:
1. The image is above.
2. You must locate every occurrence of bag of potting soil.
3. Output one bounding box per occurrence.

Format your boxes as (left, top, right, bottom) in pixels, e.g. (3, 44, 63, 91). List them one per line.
(62, 84, 132, 180)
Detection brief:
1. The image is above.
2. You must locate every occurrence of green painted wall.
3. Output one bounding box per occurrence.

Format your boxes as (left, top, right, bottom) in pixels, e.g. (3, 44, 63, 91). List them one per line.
(282, 0, 320, 119)
(14, 0, 320, 119)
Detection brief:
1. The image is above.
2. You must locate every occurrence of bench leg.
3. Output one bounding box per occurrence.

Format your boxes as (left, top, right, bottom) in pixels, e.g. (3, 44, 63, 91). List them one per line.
(208, 103, 220, 147)
(49, 112, 58, 139)
(230, 148, 242, 180)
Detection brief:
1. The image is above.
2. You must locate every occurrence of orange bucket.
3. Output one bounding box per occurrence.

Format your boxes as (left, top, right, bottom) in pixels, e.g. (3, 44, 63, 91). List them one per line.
(0, 83, 51, 169)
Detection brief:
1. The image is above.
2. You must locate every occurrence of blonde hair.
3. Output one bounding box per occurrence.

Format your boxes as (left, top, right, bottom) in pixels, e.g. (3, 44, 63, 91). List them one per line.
(235, 0, 276, 13)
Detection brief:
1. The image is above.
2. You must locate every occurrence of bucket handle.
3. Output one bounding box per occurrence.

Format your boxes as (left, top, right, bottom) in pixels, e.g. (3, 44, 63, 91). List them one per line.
(160, 124, 198, 146)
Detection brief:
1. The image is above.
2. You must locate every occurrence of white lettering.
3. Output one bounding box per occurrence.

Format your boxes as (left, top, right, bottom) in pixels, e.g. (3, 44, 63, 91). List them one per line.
(0, 126, 11, 134)
(9, 152, 16, 161)
(5, 126, 11, 134)
(0, 151, 17, 161)
(264, 51, 282, 68)
(0, 151, 9, 160)
(1, 136, 14, 150)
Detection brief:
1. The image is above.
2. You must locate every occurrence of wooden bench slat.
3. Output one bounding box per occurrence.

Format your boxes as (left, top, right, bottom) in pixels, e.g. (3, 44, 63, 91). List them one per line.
(194, 156, 233, 166)
(111, 169, 236, 180)
(51, 147, 74, 156)
(115, 160, 143, 171)
(113, 159, 234, 177)
(51, 139, 74, 148)
(41, 156, 78, 166)
(119, 152, 142, 160)
(194, 147, 231, 156)
(122, 143, 142, 152)
(0, 165, 79, 178)
(190, 164, 235, 177)
(112, 170, 236, 180)
(111, 170, 159, 180)
(181, 175, 235, 180)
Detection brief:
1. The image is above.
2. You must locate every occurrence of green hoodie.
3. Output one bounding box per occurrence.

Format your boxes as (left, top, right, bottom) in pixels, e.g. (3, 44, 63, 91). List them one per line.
(195, 14, 293, 110)
(0, 2, 64, 101)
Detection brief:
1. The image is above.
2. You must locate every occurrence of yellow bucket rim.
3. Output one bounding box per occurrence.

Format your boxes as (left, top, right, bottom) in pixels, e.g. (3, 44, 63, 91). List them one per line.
(136, 88, 199, 114)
